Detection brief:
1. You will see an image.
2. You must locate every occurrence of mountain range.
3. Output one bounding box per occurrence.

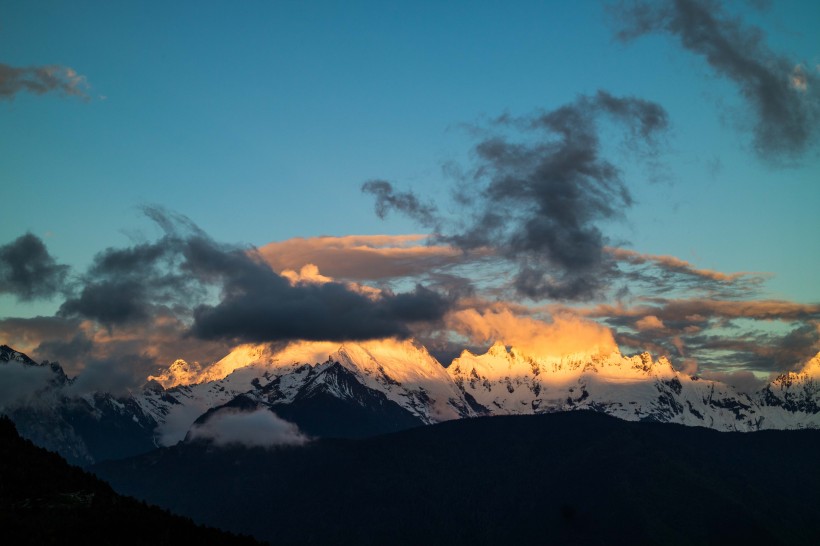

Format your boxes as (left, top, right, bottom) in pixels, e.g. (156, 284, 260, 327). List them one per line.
(2, 340, 820, 465)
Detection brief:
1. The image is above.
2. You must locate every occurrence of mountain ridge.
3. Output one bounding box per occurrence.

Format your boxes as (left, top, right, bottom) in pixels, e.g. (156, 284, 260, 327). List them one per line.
(3, 340, 820, 465)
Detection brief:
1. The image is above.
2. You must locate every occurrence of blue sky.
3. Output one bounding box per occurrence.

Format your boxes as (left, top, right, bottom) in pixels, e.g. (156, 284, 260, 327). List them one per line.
(1, 1, 819, 384)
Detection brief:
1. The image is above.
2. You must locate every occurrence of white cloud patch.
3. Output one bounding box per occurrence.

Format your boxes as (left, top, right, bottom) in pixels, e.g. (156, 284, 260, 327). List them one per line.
(187, 408, 309, 448)
(698, 370, 768, 394)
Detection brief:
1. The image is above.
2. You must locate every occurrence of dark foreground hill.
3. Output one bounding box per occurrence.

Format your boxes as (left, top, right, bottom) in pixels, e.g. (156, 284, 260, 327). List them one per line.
(93, 411, 820, 545)
(0, 416, 262, 546)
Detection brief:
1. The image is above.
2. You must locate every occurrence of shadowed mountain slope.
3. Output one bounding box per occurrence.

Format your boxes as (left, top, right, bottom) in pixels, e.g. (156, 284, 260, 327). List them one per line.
(93, 411, 820, 546)
(0, 416, 262, 546)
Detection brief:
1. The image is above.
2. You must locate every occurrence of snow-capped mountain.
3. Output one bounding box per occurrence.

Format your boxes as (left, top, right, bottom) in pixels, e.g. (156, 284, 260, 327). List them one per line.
(137, 339, 472, 446)
(448, 342, 766, 430)
(4, 340, 820, 465)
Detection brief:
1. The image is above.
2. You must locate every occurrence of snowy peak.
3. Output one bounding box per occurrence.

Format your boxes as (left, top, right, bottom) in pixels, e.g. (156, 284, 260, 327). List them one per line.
(771, 352, 820, 386)
(449, 344, 676, 385)
(769, 353, 820, 390)
(760, 352, 820, 417)
(315, 339, 470, 422)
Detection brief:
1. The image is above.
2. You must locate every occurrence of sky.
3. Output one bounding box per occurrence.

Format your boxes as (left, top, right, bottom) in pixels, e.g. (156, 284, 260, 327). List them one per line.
(1, 0, 819, 392)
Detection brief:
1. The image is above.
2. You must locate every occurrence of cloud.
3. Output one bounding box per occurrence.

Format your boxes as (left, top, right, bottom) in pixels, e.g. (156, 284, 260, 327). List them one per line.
(578, 298, 820, 373)
(791, 64, 808, 92)
(608, 247, 760, 283)
(13, 312, 232, 386)
(636, 315, 665, 330)
(281, 264, 334, 285)
(0, 360, 56, 408)
(0, 63, 89, 100)
(0, 315, 81, 356)
(187, 408, 309, 448)
(689, 320, 820, 373)
(258, 234, 476, 282)
(281, 264, 382, 300)
(191, 276, 450, 344)
(361, 180, 438, 227)
(363, 91, 669, 301)
(607, 247, 768, 299)
(589, 298, 820, 323)
(446, 305, 617, 358)
(697, 369, 767, 393)
(0, 234, 70, 301)
(612, 0, 820, 161)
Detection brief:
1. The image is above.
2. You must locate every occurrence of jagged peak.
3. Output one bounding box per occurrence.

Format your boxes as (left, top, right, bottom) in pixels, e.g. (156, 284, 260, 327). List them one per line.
(487, 341, 510, 358)
(770, 352, 820, 387)
(147, 359, 205, 389)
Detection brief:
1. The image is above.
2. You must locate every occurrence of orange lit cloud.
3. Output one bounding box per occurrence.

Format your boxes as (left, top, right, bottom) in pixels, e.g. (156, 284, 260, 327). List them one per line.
(635, 315, 664, 330)
(446, 306, 617, 358)
(280, 264, 333, 285)
(259, 234, 483, 281)
(280, 263, 382, 300)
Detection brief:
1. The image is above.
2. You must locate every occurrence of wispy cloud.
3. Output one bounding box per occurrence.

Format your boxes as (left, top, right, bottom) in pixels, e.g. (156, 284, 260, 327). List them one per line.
(612, 0, 820, 161)
(608, 246, 768, 298)
(0, 63, 89, 100)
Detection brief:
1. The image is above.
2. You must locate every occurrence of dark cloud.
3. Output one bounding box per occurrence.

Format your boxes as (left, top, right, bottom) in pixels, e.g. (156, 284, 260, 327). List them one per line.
(55, 207, 450, 345)
(360, 180, 438, 227)
(35, 332, 95, 366)
(58, 232, 204, 327)
(0, 234, 70, 301)
(0, 316, 80, 350)
(0, 63, 88, 100)
(363, 91, 669, 301)
(612, 0, 820, 161)
(191, 278, 450, 344)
